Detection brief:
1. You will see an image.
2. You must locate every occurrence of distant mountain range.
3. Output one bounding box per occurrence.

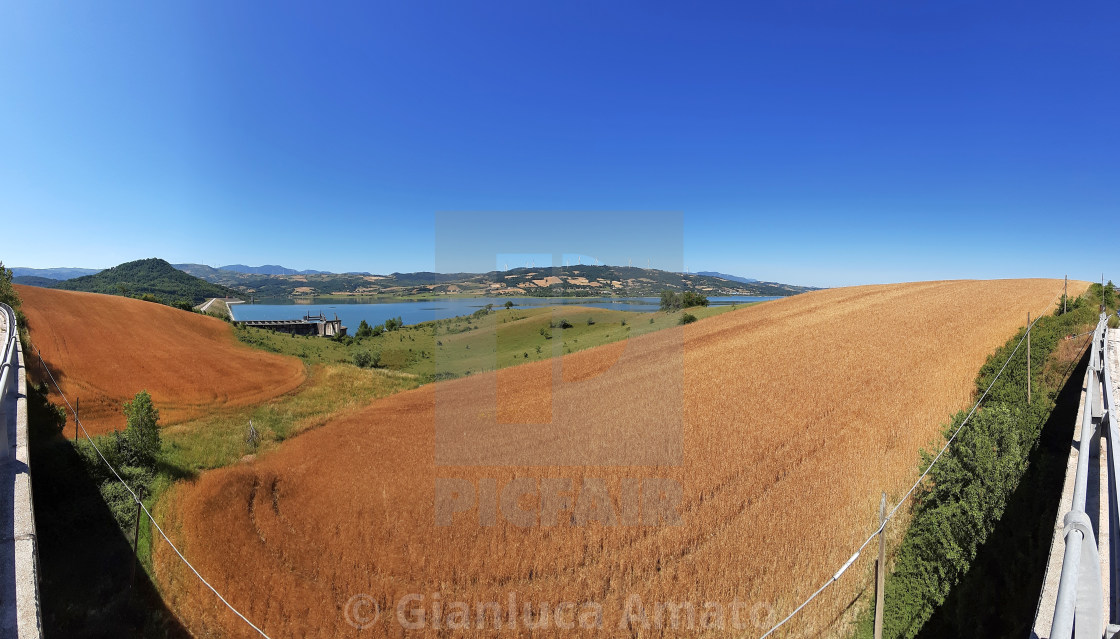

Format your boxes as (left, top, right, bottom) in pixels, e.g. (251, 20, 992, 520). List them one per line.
(11, 266, 102, 280)
(696, 271, 759, 284)
(216, 264, 331, 276)
(13, 260, 817, 301)
(174, 263, 817, 299)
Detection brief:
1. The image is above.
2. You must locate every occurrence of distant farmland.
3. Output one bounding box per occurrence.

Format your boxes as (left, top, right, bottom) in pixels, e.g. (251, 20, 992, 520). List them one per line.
(17, 285, 307, 435)
(152, 279, 1080, 638)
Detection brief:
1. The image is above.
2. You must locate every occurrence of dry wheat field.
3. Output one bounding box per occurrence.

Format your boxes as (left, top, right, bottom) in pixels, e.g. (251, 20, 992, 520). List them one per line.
(16, 285, 307, 435)
(154, 279, 1082, 638)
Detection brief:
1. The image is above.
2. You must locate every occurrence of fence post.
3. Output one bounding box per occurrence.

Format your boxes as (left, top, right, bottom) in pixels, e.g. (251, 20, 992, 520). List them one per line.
(1027, 313, 1031, 405)
(875, 491, 886, 639)
(130, 488, 143, 589)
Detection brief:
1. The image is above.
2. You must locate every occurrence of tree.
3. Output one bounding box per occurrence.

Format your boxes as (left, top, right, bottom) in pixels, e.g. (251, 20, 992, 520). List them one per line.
(121, 391, 161, 468)
(356, 319, 374, 338)
(681, 291, 709, 308)
(0, 262, 21, 319)
(660, 290, 681, 312)
(504, 301, 514, 309)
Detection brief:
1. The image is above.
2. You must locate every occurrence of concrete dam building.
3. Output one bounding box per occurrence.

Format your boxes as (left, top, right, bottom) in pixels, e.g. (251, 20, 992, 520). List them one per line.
(235, 312, 346, 337)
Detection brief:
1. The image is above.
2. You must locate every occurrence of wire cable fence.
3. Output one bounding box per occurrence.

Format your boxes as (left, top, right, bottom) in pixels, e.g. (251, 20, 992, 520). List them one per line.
(32, 347, 273, 639)
(760, 288, 1069, 638)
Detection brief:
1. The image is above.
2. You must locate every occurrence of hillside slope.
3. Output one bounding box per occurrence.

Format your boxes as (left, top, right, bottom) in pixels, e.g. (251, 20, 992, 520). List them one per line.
(18, 285, 306, 435)
(55, 258, 235, 305)
(156, 279, 1084, 638)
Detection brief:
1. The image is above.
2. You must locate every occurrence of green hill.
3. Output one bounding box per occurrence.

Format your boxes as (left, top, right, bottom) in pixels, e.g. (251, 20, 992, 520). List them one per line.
(54, 258, 237, 305)
(12, 275, 62, 288)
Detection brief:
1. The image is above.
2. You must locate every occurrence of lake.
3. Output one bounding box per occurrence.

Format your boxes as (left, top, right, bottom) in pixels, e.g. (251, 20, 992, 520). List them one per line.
(227, 296, 780, 330)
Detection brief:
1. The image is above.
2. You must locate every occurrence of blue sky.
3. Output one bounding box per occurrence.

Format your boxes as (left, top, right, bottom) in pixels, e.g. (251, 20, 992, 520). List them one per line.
(2, 2, 1117, 287)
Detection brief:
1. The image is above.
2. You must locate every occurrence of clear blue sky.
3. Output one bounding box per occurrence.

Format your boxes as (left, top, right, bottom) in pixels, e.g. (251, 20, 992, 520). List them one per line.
(2, 2, 1117, 287)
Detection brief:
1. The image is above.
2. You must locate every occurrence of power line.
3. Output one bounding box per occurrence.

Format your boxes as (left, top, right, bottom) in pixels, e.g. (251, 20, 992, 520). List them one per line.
(761, 287, 1067, 638)
(35, 350, 273, 639)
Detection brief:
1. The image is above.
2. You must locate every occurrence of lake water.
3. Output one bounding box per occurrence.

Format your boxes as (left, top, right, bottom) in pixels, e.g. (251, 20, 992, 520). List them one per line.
(228, 296, 779, 330)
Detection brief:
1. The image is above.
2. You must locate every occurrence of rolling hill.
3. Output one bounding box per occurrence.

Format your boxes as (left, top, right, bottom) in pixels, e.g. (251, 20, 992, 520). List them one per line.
(52, 258, 236, 305)
(17, 285, 306, 435)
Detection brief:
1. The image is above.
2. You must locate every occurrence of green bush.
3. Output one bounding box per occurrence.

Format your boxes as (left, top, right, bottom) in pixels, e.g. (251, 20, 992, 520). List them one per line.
(355, 319, 374, 338)
(679, 313, 697, 325)
(660, 290, 709, 311)
(121, 391, 161, 469)
(353, 351, 372, 368)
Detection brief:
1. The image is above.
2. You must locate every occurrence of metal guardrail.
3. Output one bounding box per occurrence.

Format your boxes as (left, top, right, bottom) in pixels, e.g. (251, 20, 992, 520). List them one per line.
(0, 302, 43, 637)
(0, 304, 18, 450)
(1047, 313, 1118, 639)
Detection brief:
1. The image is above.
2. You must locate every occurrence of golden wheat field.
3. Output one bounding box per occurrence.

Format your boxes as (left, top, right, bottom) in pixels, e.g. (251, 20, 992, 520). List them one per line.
(16, 285, 308, 435)
(154, 279, 1083, 638)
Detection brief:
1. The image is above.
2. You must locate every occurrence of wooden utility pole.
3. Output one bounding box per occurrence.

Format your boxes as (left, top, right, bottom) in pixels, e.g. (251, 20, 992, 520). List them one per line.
(130, 489, 143, 589)
(874, 491, 886, 639)
(1027, 313, 1031, 404)
(1064, 275, 1068, 314)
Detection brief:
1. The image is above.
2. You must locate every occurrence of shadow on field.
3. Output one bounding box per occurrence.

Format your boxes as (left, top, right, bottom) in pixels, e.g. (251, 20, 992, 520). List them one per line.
(27, 382, 189, 639)
(915, 346, 1090, 639)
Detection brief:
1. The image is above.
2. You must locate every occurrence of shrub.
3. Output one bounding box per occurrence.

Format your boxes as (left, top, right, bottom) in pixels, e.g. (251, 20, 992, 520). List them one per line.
(120, 390, 161, 469)
(353, 351, 372, 368)
(660, 290, 680, 312)
(682, 291, 710, 308)
(661, 290, 709, 311)
(356, 320, 374, 338)
(587, 317, 595, 325)
(679, 313, 697, 325)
